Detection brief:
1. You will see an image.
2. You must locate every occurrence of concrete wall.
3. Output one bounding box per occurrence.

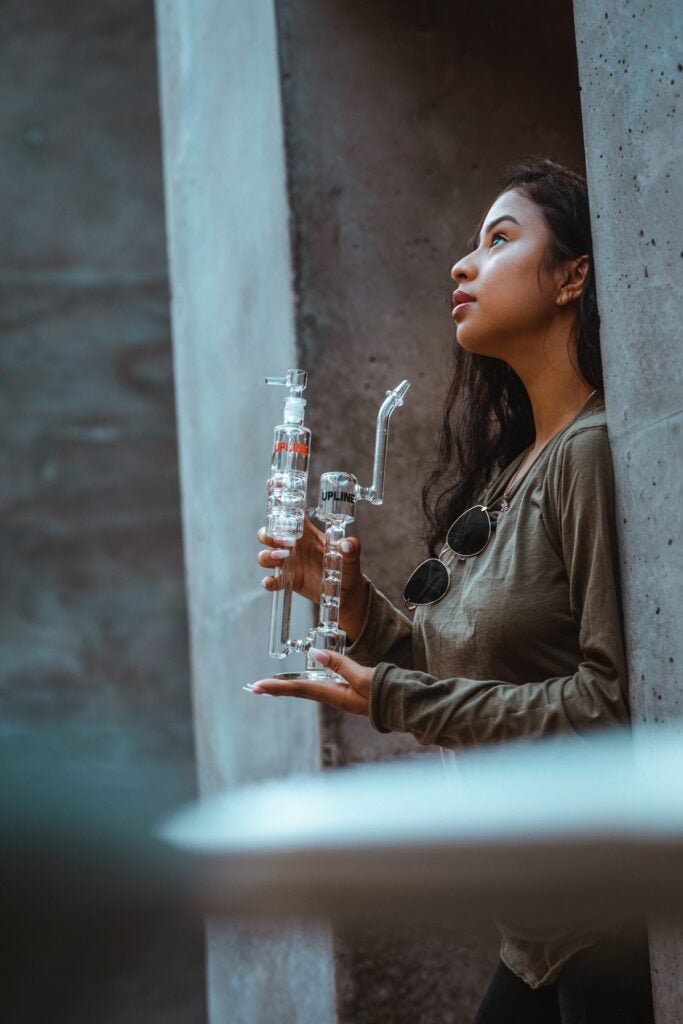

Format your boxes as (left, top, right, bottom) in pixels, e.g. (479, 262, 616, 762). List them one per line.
(154, 2, 337, 1021)
(572, 2, 682, 1020)
(0, 1, 205, 1020)
(275, 0, 588, 1018)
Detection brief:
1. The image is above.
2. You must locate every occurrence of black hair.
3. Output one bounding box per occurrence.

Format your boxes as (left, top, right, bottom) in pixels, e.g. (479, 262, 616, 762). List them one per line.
(421, 157, 602, 555)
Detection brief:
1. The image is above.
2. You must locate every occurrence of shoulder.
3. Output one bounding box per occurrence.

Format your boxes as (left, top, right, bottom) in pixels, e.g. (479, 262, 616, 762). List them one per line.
(543, 406, 616, 525)
(547, 402, 613, 481)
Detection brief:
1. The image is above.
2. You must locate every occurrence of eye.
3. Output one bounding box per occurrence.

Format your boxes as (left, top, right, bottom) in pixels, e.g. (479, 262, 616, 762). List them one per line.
(490, 232, 507, 248)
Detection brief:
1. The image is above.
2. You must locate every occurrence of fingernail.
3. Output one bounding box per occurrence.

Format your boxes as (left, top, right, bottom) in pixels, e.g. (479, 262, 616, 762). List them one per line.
(341, 541, 353, 554)
(271, 549, 290, 560)
(309, 647, 331, 666)
(261, 577, 271, 589)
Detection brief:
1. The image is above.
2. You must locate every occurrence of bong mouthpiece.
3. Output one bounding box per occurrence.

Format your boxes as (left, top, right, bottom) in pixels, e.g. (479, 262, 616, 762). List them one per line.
(360, 379, 411, 506)
(388, 380, 411, 406)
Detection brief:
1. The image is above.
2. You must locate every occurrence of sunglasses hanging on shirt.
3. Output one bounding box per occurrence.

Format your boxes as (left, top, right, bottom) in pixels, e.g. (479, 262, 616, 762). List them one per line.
(404, 391, 600, 611)
(402, 502, 504, 610)
(402, 441, 534, 611)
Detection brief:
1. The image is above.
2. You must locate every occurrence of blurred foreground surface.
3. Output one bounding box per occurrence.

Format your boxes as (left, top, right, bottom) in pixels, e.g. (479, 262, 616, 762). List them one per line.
(0, 728, 204, 1024)
(2, 726, 680, 1021)
(159, 727, 683, 927)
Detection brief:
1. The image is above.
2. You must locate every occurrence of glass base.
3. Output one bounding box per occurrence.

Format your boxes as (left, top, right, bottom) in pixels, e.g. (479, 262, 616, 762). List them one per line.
(272, 669, 345, 683)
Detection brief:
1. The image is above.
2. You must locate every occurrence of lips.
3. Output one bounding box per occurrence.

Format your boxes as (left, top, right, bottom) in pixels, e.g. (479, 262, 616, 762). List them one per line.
(452, 289, 476, 307)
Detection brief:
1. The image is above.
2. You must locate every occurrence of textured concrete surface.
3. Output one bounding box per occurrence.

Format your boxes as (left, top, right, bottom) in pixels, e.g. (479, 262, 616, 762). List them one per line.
(573, 1, 682, 1019)
(277, 0, 587, 765)
(276, 0, 586, 1018)
(154, 2, 337, 1021)
(0, 1, 205, 1020)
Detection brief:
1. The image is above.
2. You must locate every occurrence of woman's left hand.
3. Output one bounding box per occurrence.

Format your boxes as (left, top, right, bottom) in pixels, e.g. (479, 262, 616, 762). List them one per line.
(244, 649, 373, 716)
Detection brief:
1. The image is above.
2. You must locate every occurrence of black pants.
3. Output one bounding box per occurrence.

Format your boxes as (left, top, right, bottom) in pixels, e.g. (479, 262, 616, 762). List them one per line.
(473, 926, 654, 1024)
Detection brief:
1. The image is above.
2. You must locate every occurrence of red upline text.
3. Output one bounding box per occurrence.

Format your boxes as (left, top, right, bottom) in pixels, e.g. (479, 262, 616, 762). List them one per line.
(274, 441, 309, 456)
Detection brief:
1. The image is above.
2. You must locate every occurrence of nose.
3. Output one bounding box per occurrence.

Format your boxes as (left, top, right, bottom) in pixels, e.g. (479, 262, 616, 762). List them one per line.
(451, 251, 476, 284)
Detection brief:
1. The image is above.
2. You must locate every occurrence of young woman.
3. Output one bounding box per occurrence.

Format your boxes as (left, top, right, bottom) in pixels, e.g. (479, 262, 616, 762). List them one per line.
(248, 159, 655, 1023)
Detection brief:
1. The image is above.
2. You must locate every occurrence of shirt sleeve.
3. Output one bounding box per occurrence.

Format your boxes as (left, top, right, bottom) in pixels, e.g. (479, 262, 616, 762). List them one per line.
(368, 425, 631, 747)
(344, 577, 415, 670)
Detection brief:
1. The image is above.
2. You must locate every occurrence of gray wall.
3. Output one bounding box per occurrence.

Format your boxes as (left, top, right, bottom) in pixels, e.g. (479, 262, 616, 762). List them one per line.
(154, 1, 337, 1021)
(276, 1, 587, 1019)
(0, 2, 205, 1020)
(572, 2, 682, 1020)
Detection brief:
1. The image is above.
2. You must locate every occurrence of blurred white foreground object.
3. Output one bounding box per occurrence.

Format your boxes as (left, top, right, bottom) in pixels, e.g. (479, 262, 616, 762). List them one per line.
(156, 728, 683, 924)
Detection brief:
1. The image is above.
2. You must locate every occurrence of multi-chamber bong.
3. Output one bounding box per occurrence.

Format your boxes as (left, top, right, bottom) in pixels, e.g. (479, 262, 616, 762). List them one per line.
(264, 368, 410, 682)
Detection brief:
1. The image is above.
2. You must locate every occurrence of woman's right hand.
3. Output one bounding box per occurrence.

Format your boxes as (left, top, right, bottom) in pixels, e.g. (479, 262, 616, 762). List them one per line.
(256, 518, 369, 639)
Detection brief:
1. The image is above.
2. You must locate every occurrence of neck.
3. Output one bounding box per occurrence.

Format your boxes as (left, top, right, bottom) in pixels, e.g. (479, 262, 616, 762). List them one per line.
(524, 373, 596, 448)
(507, 320, 597, 447)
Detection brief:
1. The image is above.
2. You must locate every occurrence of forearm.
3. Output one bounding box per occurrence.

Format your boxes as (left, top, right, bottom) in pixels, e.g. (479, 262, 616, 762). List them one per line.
(345, 578, 415, 669)
(369, 662, 630, 749)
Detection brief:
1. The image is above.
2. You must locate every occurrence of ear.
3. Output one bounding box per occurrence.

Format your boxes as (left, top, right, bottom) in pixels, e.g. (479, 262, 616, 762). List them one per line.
(556, 254, 590, 306)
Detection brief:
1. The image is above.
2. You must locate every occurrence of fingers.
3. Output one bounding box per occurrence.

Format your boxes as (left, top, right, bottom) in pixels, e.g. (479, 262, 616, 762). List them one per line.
(243, 648, 372, 714)
(339, 535, 362, 564)
(309, 647, 352, 680)
(243, 676, 368, 715)
(257, 528, 293, 590)
(257, 547, 291, 569)
(256, 527, 294, 550)
(308, 648, 372, 696)
(245, 677, 345, 703)
(257, 525, 360, 558)
(339, 539, 364, 595)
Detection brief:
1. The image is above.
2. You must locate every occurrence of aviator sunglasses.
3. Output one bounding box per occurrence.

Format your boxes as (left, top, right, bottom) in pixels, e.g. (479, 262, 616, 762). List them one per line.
(402, 500, 505, 611)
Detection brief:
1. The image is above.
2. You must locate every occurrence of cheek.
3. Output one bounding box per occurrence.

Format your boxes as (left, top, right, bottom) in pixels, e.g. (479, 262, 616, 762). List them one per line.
(486, 254, 548, 318)
(454, 256, 550, 352)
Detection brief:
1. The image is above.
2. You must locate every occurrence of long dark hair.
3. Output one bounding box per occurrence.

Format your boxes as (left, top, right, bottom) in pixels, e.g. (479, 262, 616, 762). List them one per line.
(421, 157, 603, 555)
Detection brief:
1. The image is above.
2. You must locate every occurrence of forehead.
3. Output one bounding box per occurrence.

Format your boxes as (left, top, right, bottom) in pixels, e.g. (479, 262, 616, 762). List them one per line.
(476, 188, 546, 244)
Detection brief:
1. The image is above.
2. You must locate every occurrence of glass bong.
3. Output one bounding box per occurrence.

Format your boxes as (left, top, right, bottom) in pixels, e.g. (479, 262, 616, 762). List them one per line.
(264, 368, 410, 682)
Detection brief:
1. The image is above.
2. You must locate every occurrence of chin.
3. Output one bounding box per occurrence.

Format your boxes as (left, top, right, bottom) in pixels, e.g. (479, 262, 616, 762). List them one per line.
(455, 329, 499, 359)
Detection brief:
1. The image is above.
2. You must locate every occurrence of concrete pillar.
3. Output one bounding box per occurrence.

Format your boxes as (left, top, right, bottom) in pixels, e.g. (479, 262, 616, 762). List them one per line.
(572, 2, 683, 1020)
(154, 2, 336, 1021)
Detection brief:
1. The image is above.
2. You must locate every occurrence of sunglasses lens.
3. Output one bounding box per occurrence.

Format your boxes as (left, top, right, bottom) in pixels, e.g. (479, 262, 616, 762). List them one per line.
(403, 559, 449, 606)
(447, 505, 491, 557)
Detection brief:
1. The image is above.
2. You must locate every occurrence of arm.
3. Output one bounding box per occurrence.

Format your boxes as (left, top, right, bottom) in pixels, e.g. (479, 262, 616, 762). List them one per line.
(345, 577, 415, 670)
(369, 426, 630, 748)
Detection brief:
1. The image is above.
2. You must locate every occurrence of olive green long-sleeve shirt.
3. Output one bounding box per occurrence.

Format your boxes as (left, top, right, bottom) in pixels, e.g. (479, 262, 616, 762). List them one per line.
(346, 392, 631, 987)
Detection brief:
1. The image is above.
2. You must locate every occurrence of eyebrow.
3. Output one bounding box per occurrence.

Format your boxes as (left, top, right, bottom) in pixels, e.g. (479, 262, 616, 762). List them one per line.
(476, 215, 520, 248)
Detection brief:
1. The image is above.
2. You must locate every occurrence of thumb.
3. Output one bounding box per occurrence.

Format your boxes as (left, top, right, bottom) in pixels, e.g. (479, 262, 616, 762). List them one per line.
(309, 647, 363, 684)
(340, 535, 362, 565)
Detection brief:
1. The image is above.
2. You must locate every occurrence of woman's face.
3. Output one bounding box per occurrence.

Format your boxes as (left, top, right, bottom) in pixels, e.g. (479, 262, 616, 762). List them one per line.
(450, 188, 561, 362)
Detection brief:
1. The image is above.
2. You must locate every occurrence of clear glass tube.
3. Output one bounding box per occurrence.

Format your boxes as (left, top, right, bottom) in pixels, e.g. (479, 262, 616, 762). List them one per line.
(266, 419, 310, 657)
(319, 522, 344, 630)
(268, 554, 294, 659)
(359, 380, 410, 504)
(305, 520, 347, 669)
